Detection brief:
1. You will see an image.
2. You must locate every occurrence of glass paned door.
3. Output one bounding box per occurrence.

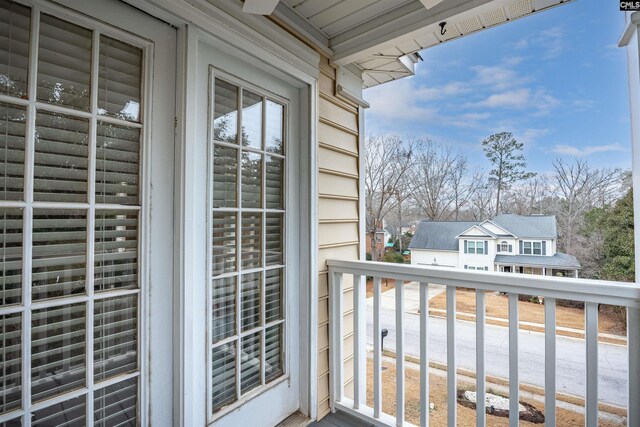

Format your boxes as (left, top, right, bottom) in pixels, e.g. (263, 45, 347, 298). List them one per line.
(0, 2, 148, 425)
(209, 73, 287, 418)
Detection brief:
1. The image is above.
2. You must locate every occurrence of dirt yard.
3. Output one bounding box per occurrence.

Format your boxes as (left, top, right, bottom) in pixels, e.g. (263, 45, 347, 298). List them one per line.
(428, 289, 627, 337)
(364, 358, 624, 427)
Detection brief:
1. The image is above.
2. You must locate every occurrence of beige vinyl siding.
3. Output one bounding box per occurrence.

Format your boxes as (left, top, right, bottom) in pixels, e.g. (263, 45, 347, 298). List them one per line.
(316, 56, 362, 419)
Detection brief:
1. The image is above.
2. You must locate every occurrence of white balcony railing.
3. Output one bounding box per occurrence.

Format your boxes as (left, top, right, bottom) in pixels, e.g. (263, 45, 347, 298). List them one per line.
(327, 260, 640, 427)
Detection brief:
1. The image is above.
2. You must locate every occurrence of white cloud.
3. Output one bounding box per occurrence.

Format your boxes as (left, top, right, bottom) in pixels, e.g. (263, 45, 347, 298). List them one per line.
(512, 39, 529, 50)
(471, 88, 560, 114)
(551, 144, 625, 157)
(571, 99, 595, 112)
(513, 26, 566, 59)
(364, 79, 439, 130)
(538, 26, 566, 59)
(444, 112, 493, 129)
(518, 128, 550, 146)
(471, 65, 525, 91)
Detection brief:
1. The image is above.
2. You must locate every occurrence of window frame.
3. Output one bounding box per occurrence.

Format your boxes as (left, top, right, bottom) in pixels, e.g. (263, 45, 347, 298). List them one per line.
(465, 240, 486, 255)
(206, 67, 291, 422)
(522, 240, 543, 255)
(0, 0, 168, 425)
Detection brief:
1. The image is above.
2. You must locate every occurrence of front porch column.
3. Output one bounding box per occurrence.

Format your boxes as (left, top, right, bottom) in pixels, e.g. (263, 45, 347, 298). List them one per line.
(620, 12, 640, 427)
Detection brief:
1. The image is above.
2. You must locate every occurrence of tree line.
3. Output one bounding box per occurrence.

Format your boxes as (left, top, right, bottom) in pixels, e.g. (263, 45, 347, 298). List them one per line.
(365, 132, 632, 281)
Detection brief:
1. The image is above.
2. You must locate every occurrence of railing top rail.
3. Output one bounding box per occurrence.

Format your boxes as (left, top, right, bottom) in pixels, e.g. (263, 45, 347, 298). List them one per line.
(326, 259, 640, 307)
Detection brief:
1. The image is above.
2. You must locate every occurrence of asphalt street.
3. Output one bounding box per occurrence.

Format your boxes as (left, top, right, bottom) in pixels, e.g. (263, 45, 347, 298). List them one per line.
(366, 306, 628, 407)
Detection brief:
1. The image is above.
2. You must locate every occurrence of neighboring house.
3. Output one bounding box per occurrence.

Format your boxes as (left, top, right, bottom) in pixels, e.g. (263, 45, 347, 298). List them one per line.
(409, 214, 581, 277)
(365, 227, 392, 259)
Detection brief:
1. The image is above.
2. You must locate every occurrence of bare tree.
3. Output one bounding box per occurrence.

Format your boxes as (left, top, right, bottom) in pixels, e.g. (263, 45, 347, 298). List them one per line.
(365, 135, 417, 260)
(469, 176, 495, 220)
(502, 175, 553, 215)
(411, 141, 472, 220)
(553, 158, 622, 254)
(450, 156, 478, 220)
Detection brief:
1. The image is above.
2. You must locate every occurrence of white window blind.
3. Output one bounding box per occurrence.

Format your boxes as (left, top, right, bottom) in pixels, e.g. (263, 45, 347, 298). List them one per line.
(210, 75, 286, 418)
(0, 2, 146, 426)
(0, 0, 31, 98)
(0, 103, 26, 201)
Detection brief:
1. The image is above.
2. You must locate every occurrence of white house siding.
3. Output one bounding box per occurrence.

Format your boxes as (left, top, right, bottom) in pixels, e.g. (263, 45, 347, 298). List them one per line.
(411, 249, 459, 268)
(495, 238, 517, 255)
(315, 56, 362, 419)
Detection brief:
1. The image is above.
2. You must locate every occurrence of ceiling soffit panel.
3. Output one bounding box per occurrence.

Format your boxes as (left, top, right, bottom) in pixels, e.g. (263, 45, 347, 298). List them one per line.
(350, 0, 570, 88)
(277, 0, 571, 88)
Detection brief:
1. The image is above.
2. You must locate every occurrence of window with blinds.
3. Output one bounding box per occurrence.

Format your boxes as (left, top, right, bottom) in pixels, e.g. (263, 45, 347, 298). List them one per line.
(210, 74, 286, 417)
(0, 1, 145, 426)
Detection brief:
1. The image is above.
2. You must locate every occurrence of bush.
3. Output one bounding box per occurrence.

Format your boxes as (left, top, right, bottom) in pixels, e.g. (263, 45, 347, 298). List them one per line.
(382, 252, 404, 264)
(557, 299, 584, 309)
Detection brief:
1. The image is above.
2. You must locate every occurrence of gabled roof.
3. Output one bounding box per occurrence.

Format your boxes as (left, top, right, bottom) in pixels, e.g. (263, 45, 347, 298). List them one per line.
(479, 219, 516, 237)
(491, 214, 557, 239)
(456, 224, 498, 238)
(409, 220, 477, 251)
(409, 214, 558, 251)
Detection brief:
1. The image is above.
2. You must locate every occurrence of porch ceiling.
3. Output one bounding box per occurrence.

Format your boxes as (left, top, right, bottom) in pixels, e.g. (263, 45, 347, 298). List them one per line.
(275, 0, 571, 88)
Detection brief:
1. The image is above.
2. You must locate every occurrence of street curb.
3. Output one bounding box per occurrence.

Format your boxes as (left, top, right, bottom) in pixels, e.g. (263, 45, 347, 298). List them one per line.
(426, 309, 628, 346)
(380, 348, 628, 419)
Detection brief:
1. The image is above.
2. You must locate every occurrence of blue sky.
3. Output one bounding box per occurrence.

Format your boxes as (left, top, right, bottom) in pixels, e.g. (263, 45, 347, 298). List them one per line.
(363, 0, 632, 174)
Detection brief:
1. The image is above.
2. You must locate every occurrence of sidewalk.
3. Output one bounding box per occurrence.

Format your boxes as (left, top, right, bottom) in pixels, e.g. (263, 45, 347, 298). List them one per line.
(366, 281, 627, 345)
(365, 281, 446, 312)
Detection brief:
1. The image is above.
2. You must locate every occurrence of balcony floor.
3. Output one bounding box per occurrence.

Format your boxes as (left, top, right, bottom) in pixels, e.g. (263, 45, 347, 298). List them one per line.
(312, 411, 373, 427)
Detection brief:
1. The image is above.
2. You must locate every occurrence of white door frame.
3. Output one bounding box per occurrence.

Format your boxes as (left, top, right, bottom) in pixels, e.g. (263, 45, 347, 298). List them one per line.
(175, 23, 320, 426)
(12, 0, 177, 424)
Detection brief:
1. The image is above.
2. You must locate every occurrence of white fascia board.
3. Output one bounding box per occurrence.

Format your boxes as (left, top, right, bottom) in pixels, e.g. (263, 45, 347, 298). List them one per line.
(330, 0, 495, 65)
(272, 2, 333, 57)
(336, 64, 370, 108)
(398, 54, 417, 74)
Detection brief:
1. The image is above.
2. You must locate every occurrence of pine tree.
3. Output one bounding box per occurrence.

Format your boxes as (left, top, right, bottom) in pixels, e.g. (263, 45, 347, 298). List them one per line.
(481, 132, 536, 215)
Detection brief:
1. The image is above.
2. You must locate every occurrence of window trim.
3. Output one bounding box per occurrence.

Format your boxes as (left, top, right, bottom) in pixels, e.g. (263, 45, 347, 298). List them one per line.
(207, 67, 291, 422)
(465, 240, 486, 255)
(522, 240, 543, 255)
